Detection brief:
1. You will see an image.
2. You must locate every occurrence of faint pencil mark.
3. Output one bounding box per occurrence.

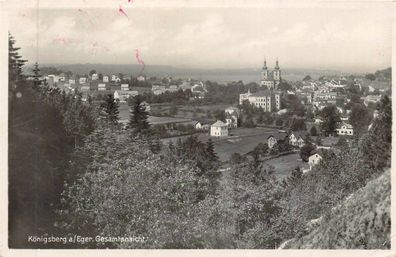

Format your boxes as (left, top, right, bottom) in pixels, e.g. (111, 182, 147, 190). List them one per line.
(118, 5, 129, 19)
(135, 49, 145, 76)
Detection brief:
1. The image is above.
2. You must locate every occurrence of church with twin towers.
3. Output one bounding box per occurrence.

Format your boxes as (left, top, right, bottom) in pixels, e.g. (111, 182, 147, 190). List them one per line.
(260, 58, 282, 90)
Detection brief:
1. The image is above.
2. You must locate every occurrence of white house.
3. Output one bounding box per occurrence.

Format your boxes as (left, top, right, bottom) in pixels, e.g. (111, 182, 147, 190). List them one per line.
(267, 136, 278, 149)
(91, 73, 99, 80)
(103, 75, 109, 83)
(210, 120, 228, 137)
(225, 106, 240, 116)
(336, 123, 354, 136)
(190, 121, 203, 130)
(137, 75, 145, 82)
(80, 85, 90, 91)
(98, 83, 107, 91)
(289, 132, 305, 148)
(308, 152, 322, 170)
(114, 90, 139, 103)
(79, 77, 87, 84)
(121, 84, 129, 91)
(69, 79, 76, 85)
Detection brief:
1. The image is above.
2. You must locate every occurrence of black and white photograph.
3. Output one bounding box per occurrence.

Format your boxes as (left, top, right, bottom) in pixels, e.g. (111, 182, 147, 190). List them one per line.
(2, 0, 393, 254)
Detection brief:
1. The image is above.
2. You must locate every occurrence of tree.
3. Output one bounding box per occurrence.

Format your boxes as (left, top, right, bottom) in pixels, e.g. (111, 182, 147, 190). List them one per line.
(336, 136, 348, 149)
(365, 73, 376, 81)
(100, 94, 120, 126)
(128, 95, 150, 134)
(206, 138, 218, 163)
(310, 126, 318, 136)
(275, 117, 284, 127)
(277, 81, 292, 91)
(299, 144, 316, 162)
(349, 103, 372, 135)
(303, 75, 312, 81)
(319, 105, 341, 136)
(89, 69, 97, 76)
(8, 33, 27, 88)
(359, 95, 392, 170)
(315, 136, 322, 146)
(32, 62, 41, 87)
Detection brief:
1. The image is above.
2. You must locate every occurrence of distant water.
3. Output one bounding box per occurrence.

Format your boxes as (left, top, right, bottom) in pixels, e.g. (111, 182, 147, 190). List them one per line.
(174, 73, 313, 84)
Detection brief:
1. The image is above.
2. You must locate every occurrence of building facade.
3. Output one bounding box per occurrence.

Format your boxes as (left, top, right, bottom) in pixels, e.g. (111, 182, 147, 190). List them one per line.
(239, 90, 281, 112)
(210, 120, 228, 137)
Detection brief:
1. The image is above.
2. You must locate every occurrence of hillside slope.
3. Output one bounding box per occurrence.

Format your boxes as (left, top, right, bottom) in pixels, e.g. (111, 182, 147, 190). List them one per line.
(283, 170, 390, 249)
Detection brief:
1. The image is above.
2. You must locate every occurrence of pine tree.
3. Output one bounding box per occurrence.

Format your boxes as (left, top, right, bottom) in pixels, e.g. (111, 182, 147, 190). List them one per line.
(310, 126, 318, 136)
(206, 138, 218, 163)
(31, 62, 41, 89)
(128, 95, 150, 134)
(8, 32, 27, 90)
(101, 94, 119, 126)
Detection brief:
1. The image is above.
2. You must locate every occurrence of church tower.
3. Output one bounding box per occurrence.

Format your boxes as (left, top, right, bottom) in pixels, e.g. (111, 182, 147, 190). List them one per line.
(261, 59, 269, 80)
(273, 58, 281, 82)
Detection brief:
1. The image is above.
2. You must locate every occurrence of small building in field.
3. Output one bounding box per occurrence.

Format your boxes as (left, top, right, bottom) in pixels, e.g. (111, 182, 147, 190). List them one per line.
(210, 120, 228, 137)
(103, 75, 109, 83)
(336, 123, 354, 136)
(308, 152, 322, 170)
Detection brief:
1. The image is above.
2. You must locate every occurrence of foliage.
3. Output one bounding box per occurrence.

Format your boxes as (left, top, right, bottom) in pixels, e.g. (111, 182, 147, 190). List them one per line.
(128, 95, 150, 134)
(319, 105, 341, 136)
(284, 170, 390, 249)
(348, 103, 372, 135)
(100, 94, 120, 127)
(299, 144, 316, 162)
(310, 126, 318, 136)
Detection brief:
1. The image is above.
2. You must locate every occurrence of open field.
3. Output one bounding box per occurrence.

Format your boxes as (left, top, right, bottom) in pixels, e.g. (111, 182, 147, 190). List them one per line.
(161, 127, 285, 162)
(263, 153, 308, 181)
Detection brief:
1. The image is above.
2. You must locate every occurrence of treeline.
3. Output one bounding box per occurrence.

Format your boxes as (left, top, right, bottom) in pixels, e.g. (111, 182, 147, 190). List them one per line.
(9, 34, 98, 247)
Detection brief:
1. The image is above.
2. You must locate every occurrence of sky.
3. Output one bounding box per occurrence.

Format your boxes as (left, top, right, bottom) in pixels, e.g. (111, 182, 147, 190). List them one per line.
(5, 0, 394, 72)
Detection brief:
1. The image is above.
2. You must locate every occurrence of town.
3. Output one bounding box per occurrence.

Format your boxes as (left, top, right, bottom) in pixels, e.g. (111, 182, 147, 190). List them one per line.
(27, 60, 391, 178)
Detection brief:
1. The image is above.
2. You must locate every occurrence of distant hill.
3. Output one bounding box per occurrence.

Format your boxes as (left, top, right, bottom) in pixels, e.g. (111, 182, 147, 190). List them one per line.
(374, 67, 391, 81)
(282, 170, 390, 249)
(22, 63, 350, 83)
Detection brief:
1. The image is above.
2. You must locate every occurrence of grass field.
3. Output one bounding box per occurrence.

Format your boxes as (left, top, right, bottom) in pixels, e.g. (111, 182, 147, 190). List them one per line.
(263, 153, 307, 181)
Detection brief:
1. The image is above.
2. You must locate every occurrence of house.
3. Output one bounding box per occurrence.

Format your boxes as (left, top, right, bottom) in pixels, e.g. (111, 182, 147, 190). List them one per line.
(69, 79, 76, 85)
(59, 74, 66, 82)
(289, 131, 306, 148)
(137, 75, 145, 82)
(111, 75, 121, 83)
(210, 120, 228, 137)
(114, 90, 139, 103)
(336, 123, 354, 136)
(225, 106, 240, 116)
(362, 95, 382, 106)
(79, 77, 87, 84)
(267, 133, 287, 149)
(91, 73, 99, 80)
(225, 113, 238, 129)
(80, 85, 90, 91)
(121, 84, 129, 91)
(141, 101, 151, 113)
(190, 121, 203, 130)
(308, 152, 322, 169)
(103, 75, 109, 83)
(98, 83, 107, 91)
